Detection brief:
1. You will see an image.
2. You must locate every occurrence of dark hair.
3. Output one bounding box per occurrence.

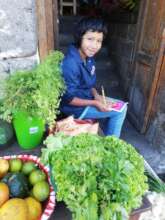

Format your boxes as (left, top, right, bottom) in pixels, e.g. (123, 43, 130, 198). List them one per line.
(74, 17, 108, 47)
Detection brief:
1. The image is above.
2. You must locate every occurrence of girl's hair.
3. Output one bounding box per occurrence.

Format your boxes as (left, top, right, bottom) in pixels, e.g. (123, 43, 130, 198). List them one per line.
(74, 17, 108, 47)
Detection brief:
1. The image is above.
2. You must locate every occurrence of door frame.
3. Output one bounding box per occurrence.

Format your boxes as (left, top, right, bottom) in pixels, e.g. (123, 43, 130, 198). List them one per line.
(36, 0, 165, 134)
(36, 0, 58, 60)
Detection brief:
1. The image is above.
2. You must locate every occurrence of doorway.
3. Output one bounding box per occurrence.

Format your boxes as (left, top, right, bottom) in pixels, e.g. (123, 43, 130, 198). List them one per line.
(36, 0, 165, 135)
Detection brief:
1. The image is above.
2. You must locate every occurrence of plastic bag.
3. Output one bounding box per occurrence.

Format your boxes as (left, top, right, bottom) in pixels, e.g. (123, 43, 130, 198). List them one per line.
(49, 116, 99, 136)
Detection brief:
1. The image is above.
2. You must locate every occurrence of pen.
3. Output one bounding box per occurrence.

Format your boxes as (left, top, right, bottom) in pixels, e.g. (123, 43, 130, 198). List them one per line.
(101, 85, 107, 105)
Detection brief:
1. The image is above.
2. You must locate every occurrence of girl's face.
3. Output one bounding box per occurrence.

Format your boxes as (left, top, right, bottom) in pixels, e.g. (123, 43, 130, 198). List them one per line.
(79, 31, 103, 60)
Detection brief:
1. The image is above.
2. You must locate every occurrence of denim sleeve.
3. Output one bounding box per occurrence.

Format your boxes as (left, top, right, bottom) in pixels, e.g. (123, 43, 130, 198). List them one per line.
(62, 59, 81, 104)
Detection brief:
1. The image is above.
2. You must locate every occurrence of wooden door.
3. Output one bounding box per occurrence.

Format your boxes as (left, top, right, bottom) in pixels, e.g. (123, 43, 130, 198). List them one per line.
(128, 0, 165, 133)
(149, 30, 165, 126)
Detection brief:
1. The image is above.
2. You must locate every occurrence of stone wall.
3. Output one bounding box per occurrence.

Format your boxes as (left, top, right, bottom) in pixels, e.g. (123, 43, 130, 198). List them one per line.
(106, 22, 137, 97)
(0, 0, 38, 79)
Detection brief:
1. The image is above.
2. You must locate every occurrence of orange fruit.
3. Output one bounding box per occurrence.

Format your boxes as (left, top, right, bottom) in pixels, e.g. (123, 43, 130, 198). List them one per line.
(0, 182, 9, 207)
(33, 181, 50, 202)
(0, 198, 28, 220)
(25, 197, 42, 220)
(0, 159, 9, 178)
(29, 170, 46, 185)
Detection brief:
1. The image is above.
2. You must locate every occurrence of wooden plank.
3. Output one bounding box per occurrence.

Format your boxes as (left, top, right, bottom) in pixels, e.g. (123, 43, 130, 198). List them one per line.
(45, 0, 54, 51)
(36, 0, 55, 60)
(36, 0, 48, 60)
(141, 1, 165, 54)
(52, 0, 59, 49)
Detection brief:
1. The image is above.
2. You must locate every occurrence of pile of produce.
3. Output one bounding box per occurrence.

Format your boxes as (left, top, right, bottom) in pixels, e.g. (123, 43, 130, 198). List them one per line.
(41, 133, 148, 220)
(0, 157, 51, 220)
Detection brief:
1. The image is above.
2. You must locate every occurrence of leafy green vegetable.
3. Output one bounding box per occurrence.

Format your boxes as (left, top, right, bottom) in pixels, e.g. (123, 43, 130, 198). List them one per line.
(0, 51, 65, 125)
(145, 171, 165, 193)
(41, 133, 148, 220)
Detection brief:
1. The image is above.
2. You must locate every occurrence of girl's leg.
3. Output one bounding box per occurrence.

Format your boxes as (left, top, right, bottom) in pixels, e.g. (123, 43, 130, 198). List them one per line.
(79, 105, 127, 138)
(103, 106, 127, 137)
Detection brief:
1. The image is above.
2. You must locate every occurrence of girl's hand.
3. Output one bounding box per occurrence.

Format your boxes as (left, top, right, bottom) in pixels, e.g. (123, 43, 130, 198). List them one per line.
(94, 94, 104, 102)
(95, 100, 110, 112)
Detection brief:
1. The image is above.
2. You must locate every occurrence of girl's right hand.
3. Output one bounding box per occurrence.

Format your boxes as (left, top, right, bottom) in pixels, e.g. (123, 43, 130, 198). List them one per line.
(95, 100, 110, 112)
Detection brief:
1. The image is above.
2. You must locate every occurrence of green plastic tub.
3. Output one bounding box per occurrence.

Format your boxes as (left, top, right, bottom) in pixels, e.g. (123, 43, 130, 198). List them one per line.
(13, 111, 45, 149)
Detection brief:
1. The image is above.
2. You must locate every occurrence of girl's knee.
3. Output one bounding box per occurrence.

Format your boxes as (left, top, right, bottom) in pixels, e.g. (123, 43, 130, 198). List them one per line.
(122, 104, 128, 115)
(115, 105, 127, 120)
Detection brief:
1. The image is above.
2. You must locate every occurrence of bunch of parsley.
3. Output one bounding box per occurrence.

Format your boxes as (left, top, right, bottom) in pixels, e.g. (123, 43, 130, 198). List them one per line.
(0, 51, 65, 125)
(41, 133, 148, 220)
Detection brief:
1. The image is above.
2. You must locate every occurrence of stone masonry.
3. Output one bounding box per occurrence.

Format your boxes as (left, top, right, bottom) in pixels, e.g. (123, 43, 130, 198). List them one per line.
(0, 0, 38, 78)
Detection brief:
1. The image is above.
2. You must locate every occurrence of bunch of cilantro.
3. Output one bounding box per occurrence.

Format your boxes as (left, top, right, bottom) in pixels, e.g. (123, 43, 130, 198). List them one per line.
(41, 133, 148, 220)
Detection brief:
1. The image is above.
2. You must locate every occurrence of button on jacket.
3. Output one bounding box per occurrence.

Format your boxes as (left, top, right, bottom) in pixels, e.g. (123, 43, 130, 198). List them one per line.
(60, 44, 96, 118)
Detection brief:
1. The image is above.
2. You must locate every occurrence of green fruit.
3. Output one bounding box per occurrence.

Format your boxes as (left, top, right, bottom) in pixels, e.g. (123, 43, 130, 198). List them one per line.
(22, 162, 36, 175)
(29, 169, 46, 185)
(7, 173, 29, 198)
(9, 159, 22, 172)
(33, 181, 50, 202)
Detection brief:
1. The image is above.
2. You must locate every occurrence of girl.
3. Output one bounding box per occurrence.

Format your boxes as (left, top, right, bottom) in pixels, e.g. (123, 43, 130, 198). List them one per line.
(60, 17, 127, 138)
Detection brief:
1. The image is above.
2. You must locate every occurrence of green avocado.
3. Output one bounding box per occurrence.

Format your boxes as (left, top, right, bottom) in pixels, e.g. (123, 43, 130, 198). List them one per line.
(1, 172, 13, 184)
(2, 173, 29, 198)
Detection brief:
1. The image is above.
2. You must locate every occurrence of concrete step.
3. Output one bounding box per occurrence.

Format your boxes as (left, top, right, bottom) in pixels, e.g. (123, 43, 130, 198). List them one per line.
(96, 77, 119, 91)
(95, 46, 109, 59)
(59, 15, 82, 23)
(59, 15, 83, 34)
(59, 33, 74, 47)
(96, 57, 114, 69)
(96, 68, 120, 90)
(95, 84, 124, 100)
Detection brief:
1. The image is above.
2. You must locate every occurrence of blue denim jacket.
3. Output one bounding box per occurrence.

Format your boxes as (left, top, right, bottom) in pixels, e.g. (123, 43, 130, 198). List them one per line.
(60, 44, 96, 118)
